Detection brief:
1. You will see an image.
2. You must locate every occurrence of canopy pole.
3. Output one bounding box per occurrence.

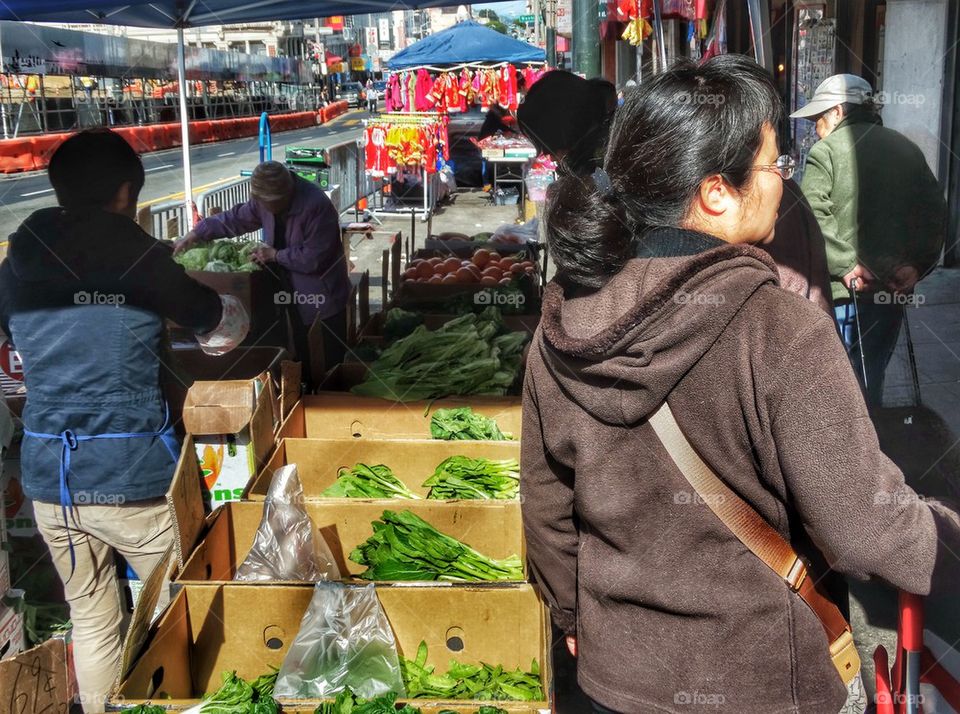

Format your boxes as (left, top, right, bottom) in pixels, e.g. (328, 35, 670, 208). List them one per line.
(177, 27, 195, 231)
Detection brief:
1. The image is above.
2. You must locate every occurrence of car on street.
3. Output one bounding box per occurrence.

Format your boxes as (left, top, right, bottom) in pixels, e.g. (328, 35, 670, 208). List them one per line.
(338, 81, 366, 108)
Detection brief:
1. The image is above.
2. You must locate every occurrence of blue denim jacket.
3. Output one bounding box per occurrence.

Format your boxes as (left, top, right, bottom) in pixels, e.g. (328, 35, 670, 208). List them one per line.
(12, 305, 178, 505)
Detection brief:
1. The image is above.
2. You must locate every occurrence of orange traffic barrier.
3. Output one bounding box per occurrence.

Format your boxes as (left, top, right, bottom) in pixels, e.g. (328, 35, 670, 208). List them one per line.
(30, 133, 68, 171)
(0, 138, 37, 173)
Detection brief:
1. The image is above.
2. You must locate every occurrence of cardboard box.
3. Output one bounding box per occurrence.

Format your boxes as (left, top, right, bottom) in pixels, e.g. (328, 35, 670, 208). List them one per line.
(0, 590, 25, 661)
(0, 550, 9, 595)
(273, 393, 523, 443)
(175, 499, 525, 584)
(392, 278, 540, 315)
(182, 374, 276, 511)
(1, 468, 37, 538)
(0, 636, 72, 711)
(247, 437, 520, 500)
(112, 583, 551, 712)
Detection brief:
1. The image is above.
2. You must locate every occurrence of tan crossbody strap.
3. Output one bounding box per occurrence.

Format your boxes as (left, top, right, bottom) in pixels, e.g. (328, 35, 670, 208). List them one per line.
(648, 402, 861, 684)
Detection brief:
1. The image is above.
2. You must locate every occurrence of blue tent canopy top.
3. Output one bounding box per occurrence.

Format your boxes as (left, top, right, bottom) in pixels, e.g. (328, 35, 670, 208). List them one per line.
(387, 20, 545, 70)
(0, 0, 470, 26)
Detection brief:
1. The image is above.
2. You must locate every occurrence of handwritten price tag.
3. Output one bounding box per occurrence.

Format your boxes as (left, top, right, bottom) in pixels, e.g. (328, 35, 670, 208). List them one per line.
(2, 643, 69, 714)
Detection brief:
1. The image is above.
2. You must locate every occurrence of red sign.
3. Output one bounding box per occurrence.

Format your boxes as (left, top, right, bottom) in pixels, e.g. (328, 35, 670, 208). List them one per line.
(0, 339, 23, 383)
(326, 16, 344, 31)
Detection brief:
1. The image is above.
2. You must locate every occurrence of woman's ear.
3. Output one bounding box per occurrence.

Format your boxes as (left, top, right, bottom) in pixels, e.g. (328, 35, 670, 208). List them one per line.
(696, 174, 732, 217)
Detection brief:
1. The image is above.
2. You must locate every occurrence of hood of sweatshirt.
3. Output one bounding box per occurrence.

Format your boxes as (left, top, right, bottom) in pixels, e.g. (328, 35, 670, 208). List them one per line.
(7, 207, 146, 285)
(538, 227, 780, 425)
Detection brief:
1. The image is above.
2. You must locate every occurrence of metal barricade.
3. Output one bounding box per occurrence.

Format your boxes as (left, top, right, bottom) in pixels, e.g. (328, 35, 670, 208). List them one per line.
(137, 199, 187, 241)
(323, 138, 380, 216)
(197, 177, 262, 242)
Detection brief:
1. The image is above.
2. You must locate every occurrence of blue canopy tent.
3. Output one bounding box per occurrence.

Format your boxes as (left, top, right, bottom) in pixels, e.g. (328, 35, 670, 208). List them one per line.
(387, 20, 545, 70)
(1, 0, 473, 225)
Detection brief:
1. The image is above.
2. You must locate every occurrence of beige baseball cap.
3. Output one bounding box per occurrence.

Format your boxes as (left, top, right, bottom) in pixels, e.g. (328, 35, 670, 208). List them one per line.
(790, 74, 874, 119)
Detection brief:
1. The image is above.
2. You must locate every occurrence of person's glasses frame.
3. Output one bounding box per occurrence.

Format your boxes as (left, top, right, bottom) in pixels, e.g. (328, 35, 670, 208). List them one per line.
(753, 154, 797, 180)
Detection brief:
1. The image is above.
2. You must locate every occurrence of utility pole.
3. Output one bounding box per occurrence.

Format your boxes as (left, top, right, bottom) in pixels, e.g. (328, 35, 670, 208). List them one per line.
(545, 0, 557, 66)
(572, 0, 600, 76)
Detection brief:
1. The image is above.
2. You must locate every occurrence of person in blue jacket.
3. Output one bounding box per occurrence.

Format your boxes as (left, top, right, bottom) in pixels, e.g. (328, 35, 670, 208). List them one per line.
(0, 130, 245, 713)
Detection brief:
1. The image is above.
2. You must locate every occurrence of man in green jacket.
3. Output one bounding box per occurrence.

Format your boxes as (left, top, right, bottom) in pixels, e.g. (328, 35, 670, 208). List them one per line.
(792, 74, 946, 407)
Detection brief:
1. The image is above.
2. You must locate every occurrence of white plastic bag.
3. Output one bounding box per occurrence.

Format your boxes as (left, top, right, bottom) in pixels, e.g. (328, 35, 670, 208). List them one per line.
(235, 464, 340, 582)
(273, 582, 406, 699)
(197, 294, 249, 356)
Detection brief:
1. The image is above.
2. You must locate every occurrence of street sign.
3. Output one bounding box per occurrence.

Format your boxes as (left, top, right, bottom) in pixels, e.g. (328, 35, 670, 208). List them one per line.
(518, 14, 535, 23)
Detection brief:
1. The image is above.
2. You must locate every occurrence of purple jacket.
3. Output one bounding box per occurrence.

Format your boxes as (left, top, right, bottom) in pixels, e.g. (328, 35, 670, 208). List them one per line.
(194, 176, 350, 325)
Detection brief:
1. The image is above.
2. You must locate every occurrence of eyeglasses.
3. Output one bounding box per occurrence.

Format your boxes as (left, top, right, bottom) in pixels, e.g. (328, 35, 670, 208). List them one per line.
(753, 154, 797, 180)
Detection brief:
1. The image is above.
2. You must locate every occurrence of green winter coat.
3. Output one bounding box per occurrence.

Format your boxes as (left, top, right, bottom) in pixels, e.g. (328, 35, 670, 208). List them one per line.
(799, 110, 946, 302)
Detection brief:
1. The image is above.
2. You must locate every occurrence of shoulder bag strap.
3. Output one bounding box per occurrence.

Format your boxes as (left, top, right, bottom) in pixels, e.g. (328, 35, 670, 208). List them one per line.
(648, 401, 861, 684)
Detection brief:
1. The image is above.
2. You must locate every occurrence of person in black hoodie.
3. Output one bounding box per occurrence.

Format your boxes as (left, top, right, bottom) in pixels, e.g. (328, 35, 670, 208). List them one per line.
(0, 130, 244, 713)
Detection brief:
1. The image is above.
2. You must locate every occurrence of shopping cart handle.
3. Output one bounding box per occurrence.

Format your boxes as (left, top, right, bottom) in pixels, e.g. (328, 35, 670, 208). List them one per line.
(874, 645, 895, 714)
(900, 591, 925, 652)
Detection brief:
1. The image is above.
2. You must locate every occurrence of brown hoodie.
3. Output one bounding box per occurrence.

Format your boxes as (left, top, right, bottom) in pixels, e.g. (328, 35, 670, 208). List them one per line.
(521, 227, 960, 714)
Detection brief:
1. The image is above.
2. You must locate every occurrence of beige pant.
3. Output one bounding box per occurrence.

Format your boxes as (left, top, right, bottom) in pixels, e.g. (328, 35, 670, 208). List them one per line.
(33, 498, 173, 714)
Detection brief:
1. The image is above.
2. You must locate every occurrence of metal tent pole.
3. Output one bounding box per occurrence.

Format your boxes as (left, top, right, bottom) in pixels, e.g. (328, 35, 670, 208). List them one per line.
(177, 28, 195, 232)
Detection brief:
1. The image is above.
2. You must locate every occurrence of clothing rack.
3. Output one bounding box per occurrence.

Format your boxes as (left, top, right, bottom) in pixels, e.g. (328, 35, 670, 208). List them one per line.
(362, 114, 445, 222)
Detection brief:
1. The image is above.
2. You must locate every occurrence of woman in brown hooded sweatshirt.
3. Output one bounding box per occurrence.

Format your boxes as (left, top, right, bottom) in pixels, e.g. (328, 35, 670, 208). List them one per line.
(522, 54, 960, 714)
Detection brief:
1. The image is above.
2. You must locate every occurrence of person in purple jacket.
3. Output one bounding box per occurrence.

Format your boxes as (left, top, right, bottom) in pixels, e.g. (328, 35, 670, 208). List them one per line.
(175, 161, 350, 374)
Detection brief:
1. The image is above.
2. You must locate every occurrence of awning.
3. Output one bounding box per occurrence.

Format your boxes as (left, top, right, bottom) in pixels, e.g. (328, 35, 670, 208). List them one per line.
(387, 20, 545, 70)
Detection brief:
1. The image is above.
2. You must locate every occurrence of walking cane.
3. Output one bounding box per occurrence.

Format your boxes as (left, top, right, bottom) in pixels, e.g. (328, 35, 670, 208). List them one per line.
(902, 308, 922, 406)
(848, 277, 870, 397)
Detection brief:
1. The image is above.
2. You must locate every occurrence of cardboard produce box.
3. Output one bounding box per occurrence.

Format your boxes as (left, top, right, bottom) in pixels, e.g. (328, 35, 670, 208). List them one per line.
(0, 549, 9, 595)
(0, 589, 25, 660)
(0, 636, 72, 710)
(112, 583, 551, 713)
(165, 436, 524, 584)
(247, 437, 520, 500)
(273, 393, 522, 443)
(181, 373, 276, 510)
(392, 278, 540, 316)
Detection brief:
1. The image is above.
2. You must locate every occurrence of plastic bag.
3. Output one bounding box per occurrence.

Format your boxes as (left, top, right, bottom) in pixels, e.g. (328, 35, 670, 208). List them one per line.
(273, 582, 406, 699)
(491, 217, 539, 245)
(235, 464, 340, 582)
(197, 294, 249, 356)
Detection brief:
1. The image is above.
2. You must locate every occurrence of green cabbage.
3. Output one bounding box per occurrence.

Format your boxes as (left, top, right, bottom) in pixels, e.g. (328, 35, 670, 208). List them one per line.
(175, 246, 210, 271)
(204, 260, 232, 273)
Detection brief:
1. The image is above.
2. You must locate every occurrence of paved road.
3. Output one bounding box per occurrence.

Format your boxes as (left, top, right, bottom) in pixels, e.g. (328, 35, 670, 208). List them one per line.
(0, 110, 367, 238)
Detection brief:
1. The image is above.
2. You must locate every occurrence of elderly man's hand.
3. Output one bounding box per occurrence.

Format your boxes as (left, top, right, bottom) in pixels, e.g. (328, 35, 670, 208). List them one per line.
(888, 264, 920, 294)
(173, 230, 201, 255)
(842, 263, 877, 291)
(251, 245, 277, 264)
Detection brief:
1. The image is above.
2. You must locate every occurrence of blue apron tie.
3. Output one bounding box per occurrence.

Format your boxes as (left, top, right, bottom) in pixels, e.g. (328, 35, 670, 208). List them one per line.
(23, 404, 180, 578)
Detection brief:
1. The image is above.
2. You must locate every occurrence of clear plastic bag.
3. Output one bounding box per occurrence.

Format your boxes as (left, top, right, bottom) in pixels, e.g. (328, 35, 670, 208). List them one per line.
(235, 464, 340, 582)
(273, 582, 406, 699)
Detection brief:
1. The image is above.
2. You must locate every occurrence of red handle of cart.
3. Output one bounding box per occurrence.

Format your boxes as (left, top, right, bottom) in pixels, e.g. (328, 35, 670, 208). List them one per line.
(899, 592, 924, 714)
(875, 645, 896, 714)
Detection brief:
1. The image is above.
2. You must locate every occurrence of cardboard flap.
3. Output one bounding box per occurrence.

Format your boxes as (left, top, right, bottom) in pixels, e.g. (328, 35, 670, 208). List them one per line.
(166, 434, 206, 569)
(115, 544, 174, 687)
(182, 380, 258, 435)
(280, 360, 302, 422)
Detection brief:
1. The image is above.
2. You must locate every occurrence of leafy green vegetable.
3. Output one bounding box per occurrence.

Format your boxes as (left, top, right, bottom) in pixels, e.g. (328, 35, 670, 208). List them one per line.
(204, 260, 233, 272)
(401, 641, 541, 702)
(175, 239, 262, 273)
(200, 670, 278, 714)
(122, 706, 166, 714)
(176, 245, 210, 271)
(314, 689, 421, 713)
(424, 457, 519, 500)
(430, 407, 512, 441)
(351, 308, 529, 402)
(322, 463, 421, 499)
(350, 510, 523, 582)
(383, 308, 424, 343)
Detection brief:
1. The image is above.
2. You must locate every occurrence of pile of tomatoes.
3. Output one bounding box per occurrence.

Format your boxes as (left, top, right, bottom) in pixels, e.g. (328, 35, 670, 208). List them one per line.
(402, 249, 537, 286)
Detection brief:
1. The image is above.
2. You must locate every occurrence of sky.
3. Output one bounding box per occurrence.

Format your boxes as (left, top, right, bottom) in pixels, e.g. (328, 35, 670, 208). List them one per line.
(472, 1, 528, 19)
